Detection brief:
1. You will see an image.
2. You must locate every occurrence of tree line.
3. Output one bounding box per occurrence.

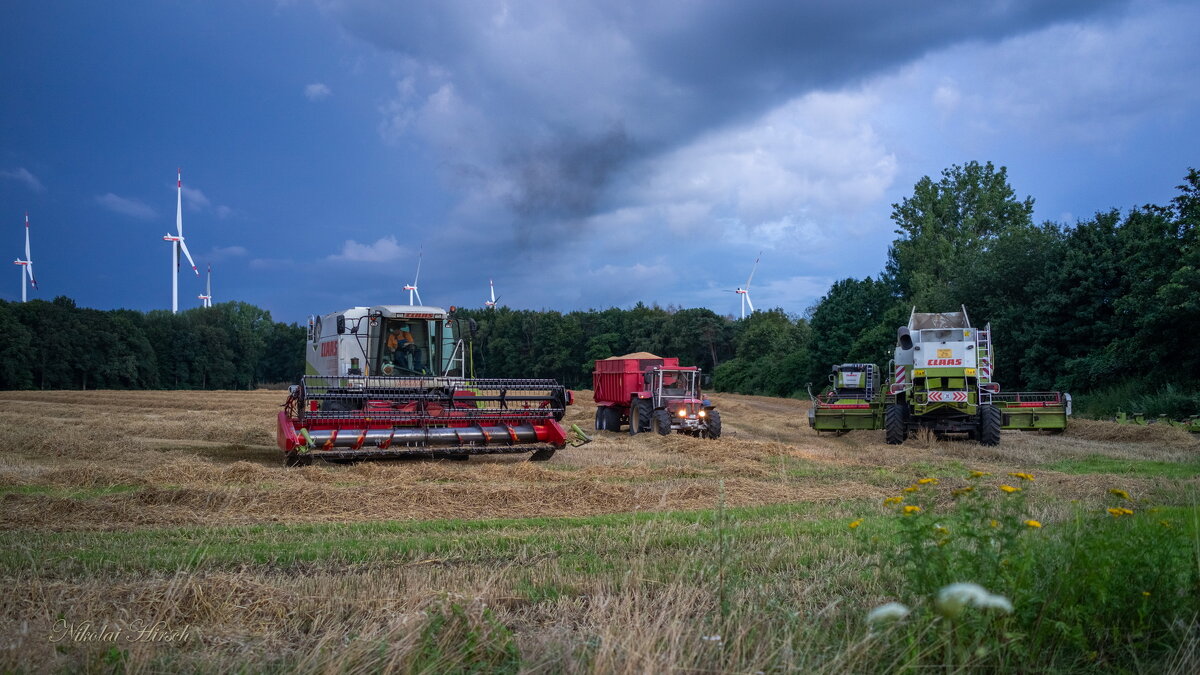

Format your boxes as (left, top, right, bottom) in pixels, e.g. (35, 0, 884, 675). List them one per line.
(0, 298, 304, 390)
(2, 163, 1196, 413)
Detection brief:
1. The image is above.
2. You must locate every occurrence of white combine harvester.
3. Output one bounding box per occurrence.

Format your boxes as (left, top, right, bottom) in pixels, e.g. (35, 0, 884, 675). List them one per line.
(277, 304, 586, 466)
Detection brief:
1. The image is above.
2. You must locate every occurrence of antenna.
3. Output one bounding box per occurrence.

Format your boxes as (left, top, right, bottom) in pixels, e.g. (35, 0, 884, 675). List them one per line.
(13, 212, 36, 302)
(163, 169, 200, 313)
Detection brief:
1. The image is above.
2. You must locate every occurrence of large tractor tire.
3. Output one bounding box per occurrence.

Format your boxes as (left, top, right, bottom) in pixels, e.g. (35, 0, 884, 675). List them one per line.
(705, 409, 722, 439)
(979, 404, 1002, 446)
(885, 404, 907, 445)
(652, 409, 673, 435)
(629, 398, 652, 435)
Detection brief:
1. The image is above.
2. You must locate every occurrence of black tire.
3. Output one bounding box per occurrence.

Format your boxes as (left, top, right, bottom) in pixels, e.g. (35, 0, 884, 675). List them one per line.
(705, 409, 722, 439)
(979, 404, 1002, 446)
(595, 406, 620, 431)
(652, 409, 673, 435)
(529, 448, 556, 462)
(628, 398, 641, 436)
(885, 404, 907, 445)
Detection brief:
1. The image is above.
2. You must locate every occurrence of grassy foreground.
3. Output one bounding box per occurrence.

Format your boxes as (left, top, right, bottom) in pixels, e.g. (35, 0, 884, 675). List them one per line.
(4, 485, 1198, 673)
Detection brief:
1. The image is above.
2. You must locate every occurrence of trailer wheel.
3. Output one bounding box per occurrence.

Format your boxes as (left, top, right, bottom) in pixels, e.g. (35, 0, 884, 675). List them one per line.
(595, 406, 620, 431)
(979, 404, 1002, 446)
(706, 409, 722, 439)
(652, 409, 673, 435)
(885, 404, 907, 445)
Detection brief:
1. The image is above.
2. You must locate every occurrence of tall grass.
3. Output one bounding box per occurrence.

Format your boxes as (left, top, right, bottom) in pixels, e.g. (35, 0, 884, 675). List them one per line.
(1077, 382, 1200, 418)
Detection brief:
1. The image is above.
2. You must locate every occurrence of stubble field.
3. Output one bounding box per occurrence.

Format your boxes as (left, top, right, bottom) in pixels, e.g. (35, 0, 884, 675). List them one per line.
(1, 389, 1197, 672)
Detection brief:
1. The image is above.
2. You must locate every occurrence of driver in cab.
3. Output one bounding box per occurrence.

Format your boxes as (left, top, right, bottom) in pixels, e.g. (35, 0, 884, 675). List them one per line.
(386, 324, 417, 368)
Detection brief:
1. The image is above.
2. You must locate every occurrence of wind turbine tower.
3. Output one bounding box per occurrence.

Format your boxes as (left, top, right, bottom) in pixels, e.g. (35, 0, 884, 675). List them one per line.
(485, 279, 498, 308)
(734, 252, 761, 320)
(403, 249, 423, 305)
(198, 264, 213, 308)
(163, 169, 199, 313)
(13, 212, 37, 302)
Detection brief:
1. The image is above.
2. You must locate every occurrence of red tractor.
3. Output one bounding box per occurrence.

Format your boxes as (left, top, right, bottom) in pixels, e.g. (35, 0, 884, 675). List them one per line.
(592, 353, 721, 438)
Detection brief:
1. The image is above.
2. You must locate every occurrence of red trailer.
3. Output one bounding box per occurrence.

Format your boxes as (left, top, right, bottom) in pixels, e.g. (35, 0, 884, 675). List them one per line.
(592, 353, 721, 438)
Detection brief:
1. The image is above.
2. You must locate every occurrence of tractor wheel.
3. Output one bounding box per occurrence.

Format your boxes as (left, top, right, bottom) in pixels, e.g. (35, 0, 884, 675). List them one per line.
(705, 409, 722, 439)
(979, 404, 1002, 446)
(885, 404, 907, 445)
(652, 409, 673, 435)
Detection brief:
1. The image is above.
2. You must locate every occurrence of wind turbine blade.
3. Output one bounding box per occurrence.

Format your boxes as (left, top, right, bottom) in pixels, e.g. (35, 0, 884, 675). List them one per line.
(179, 239, 199, 275)
(744, 252, 761, 289)
(489, 279, 495, 304)
(25, 213, 31, 260)
(745, 294, 754, 313)
(414, 289, 422, 306)
(26, 262, 36, 289)
(206, 264, 212, 295)
(176, 169, 183, 237)
(413, 249, 423, 286)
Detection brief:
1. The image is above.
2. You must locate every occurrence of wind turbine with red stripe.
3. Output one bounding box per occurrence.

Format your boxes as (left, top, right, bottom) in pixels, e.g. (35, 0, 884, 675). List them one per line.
(13, 212, 37, 302)
(163, 169, 199, 313)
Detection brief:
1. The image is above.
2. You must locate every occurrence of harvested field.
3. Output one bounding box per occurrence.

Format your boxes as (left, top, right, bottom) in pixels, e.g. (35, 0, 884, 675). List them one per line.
(1, 389, 1197, 672)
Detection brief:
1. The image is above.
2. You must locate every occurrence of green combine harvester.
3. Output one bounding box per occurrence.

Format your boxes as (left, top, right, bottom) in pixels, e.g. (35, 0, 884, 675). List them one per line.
(808, 308, 1069, 445)
(1114, 411, 1200, 433)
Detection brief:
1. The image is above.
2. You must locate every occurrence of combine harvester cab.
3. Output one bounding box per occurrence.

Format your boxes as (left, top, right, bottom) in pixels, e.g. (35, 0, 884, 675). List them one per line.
(886, 307, 1068, 445)
(808, 364, 883, 434)
(277, 305, 587, 466)
(593, 354, 721, 438)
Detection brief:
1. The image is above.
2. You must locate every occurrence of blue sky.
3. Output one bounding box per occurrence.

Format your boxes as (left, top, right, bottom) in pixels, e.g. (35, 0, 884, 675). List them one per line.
(2, 0, 1198, 323)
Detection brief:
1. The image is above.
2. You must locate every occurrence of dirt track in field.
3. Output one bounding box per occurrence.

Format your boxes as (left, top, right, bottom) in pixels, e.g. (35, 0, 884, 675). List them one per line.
(0, 389, 1197, 531)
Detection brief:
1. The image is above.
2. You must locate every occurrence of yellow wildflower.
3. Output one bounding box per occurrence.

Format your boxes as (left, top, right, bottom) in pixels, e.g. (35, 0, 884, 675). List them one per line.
(989, 519, 999, 528)
(1118, 507, 1134, 515)
(1107, 507, 1125, 517)
(883, 496, 903, 505)
(1008, 472, 1035, 481)
(999, 485, 1021, 493)
(849, 519, 863, 529)
(1142, 591, 1151, 597)
(934, 525, 950, 535)
(917, 477, 939, 485)
(1024, 520, 1042, 528)
(903, 486, 919, 493)
(903, 505, 922, 514)
(1109, 488, 1131, 501)
(968, 470, 991, 479)
(951, 486, 974, 497)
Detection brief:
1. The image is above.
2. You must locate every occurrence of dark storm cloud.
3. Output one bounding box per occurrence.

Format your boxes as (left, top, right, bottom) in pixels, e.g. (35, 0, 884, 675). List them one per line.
(325, 0, 1128, 230)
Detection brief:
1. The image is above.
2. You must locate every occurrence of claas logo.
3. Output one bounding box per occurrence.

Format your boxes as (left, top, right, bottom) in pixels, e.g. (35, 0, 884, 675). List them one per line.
(320, 341, 338, 357)
(927, 358, 963, 366)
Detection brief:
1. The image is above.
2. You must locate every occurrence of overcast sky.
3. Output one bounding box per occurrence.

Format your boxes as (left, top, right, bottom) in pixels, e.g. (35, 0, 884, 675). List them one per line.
(2, 0, 1197, 322)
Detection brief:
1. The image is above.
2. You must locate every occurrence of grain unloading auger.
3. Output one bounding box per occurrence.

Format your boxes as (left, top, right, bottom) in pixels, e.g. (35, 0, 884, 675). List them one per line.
(808, 307, 1070, 444)
(277, 305, 590, 466)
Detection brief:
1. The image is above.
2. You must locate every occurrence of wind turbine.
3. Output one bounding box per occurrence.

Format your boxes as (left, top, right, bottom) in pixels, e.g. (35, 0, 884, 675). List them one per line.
(163, 169, 199, 313)
(733, 252, 760, 319)
(485, 279, 499, 308)
(198, 264, 213, 308)
(13, 212, 37, 302)
(403, 249, 423, 305)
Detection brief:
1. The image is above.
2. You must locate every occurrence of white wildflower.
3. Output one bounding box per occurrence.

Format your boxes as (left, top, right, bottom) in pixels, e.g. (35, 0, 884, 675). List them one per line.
(935, 582, 1013, 619)
(866, 601, 911, 625)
